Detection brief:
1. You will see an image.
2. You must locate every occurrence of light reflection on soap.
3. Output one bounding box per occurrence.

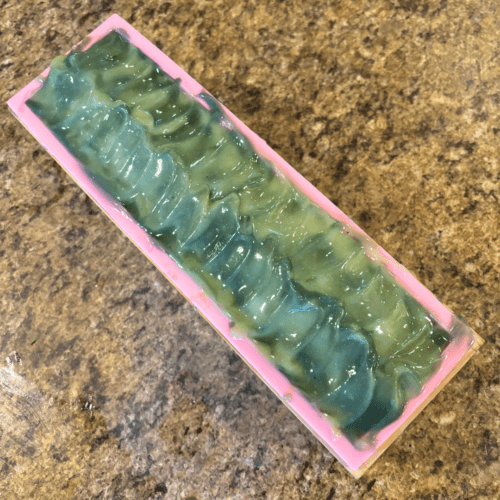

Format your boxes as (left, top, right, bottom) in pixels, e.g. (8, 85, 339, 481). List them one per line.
(27, 30, 451, 440)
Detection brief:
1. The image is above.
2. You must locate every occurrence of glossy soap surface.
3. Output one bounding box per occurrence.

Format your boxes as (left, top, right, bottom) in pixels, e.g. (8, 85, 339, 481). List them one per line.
(28, 31, 450, 439)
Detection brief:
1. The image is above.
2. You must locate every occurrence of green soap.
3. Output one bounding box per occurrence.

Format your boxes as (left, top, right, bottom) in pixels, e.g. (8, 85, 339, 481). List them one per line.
(27, 30, 450, 438)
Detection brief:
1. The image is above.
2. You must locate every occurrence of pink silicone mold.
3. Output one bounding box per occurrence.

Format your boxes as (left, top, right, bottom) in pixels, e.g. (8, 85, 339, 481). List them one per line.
(7, 14, 483, 477)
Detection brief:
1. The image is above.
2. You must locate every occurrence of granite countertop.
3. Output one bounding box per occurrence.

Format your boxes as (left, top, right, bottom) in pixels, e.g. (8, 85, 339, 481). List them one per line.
(1, 1, 499, 498)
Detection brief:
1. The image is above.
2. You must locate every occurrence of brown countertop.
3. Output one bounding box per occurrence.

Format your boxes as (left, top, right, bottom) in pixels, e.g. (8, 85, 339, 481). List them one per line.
(1, 0, 499, 498)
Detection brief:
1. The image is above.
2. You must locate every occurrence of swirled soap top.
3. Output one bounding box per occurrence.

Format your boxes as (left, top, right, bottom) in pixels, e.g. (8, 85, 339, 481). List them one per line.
(27, 30, 450, 439)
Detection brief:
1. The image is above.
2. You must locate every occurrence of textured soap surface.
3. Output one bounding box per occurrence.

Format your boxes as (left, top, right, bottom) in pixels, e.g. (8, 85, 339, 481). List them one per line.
(27, 30, 450, 439)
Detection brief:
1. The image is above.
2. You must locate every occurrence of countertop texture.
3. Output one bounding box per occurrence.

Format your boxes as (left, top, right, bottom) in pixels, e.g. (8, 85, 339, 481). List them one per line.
(1, 1, 499, 498)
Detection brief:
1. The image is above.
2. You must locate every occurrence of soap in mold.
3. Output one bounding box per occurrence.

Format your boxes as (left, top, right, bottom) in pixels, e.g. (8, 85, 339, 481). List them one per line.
(26, 29, 450, 437)
(8, 15, 483, 477)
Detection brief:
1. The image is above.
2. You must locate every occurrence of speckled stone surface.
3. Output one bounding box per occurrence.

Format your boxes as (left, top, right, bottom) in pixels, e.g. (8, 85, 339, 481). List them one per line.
(1, 1, 499, 498)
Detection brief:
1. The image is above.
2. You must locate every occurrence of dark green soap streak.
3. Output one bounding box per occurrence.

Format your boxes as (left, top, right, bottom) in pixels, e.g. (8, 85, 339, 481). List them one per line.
(28, 31, 450, 439)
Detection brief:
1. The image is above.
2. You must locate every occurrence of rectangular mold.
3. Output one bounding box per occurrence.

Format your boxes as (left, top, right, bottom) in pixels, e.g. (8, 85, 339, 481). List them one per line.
(7, 14, 483, 477)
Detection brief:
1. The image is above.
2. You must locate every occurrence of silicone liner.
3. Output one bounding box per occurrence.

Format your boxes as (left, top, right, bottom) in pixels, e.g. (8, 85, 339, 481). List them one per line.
(7, 14, 483, 477)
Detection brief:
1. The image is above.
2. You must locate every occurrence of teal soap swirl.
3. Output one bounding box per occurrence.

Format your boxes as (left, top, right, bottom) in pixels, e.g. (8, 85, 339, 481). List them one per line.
(28, 31, 450, 439)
